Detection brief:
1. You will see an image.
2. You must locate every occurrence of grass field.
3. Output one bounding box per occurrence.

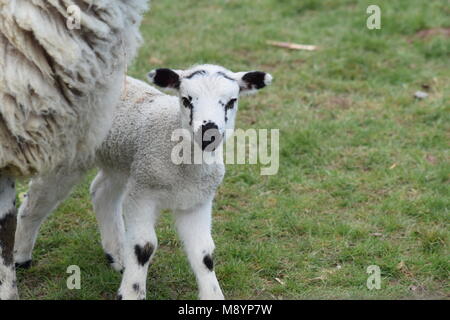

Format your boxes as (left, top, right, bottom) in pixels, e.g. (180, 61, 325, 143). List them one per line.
(17, 0, 449, 299)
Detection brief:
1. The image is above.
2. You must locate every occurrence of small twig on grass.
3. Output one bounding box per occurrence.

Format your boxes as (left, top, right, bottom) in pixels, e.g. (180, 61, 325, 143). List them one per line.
(267, 40, 318, 51)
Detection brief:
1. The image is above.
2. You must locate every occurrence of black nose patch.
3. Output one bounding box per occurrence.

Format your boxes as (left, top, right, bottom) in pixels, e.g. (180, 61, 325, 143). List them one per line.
(201, 122, 220, 151)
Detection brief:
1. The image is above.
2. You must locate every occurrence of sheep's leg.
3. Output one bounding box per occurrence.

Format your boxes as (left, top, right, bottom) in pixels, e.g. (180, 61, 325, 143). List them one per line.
(0, 175, 18, 300)
(14, 167, 85, 266)
(90, 170, 127, 272)
(117, 191, 159, 300)
(174, 200, 224, 300)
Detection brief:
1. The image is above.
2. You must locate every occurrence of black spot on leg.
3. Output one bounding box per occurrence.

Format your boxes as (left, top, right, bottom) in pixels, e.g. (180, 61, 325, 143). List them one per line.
(15, 260, 32, 269)
(134, 243, 154, 266)
(133, 283, 140, 292)
(117, 293, 123, 300)
(105, 253, 114, 265)
(203, 254, 214, 271)
(0, 211, 17, 266)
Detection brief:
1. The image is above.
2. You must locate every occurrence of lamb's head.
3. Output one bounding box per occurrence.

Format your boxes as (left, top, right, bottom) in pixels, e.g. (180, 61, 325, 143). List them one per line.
(147, 64, 272, 151)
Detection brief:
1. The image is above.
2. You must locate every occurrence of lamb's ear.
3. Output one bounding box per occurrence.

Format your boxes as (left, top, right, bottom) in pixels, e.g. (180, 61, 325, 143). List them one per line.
(147, 68, 181, 90)
(235, 71, 273, 95)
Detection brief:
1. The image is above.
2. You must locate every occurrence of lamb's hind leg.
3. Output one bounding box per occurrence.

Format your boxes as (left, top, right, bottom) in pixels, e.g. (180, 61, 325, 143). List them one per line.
(175, 200, 224, 300)
(90, 170, 127, 272)
(117, 190, 159, 300)
(14, 167, 85, 267)
(0, 175, 18, 300)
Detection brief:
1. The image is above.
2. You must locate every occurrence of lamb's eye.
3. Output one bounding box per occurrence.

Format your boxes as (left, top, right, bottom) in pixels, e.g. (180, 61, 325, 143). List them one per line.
(182, 97, 193, 109)
(225, 99, 237, 110)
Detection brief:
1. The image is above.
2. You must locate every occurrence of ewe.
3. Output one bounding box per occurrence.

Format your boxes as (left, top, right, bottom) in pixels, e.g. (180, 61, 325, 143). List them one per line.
(16, 64, 272, 299)
(0, 0, 149, 299)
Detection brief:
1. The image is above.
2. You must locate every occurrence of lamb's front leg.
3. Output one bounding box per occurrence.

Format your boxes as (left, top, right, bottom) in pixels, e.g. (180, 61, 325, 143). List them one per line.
(0, 175, 18, 300)
(117, 191, 159, 300)
(175, 200, 224, 300)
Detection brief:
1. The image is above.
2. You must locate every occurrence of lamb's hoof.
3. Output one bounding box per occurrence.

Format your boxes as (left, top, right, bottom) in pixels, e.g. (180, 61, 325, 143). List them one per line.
(15, 260, 32, 269)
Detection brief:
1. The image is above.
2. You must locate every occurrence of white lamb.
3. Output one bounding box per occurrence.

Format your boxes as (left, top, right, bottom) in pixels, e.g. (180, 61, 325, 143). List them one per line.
(17, 64, 272, 300)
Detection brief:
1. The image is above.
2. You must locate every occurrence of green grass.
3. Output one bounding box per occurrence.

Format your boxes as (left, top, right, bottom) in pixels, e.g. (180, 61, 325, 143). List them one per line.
(17, 0, 449, 299)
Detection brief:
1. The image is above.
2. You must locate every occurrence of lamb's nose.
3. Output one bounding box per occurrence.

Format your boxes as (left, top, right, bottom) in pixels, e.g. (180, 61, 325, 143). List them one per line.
(201, 122, 220, 151)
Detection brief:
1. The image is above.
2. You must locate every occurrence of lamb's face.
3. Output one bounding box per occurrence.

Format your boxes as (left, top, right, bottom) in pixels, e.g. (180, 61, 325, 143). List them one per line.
(147, 64, 272, 151)
(178, 72, 240, 151)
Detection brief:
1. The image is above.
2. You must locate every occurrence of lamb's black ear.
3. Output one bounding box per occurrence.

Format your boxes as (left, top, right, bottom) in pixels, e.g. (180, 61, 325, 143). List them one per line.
(236, 71, 273, 95)
(147, 68, 181, 89)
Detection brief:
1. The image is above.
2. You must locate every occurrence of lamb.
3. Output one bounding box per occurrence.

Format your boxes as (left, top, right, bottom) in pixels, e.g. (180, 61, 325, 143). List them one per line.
(0, 0, 149, 299)
(16, 64, 272, 299)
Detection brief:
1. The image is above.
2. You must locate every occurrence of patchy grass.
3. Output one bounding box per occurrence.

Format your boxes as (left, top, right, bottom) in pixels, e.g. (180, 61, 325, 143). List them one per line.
(18, 0, 449, 299)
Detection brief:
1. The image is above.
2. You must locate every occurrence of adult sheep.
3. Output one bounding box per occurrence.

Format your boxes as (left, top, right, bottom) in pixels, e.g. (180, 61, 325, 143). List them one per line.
(0, 0, 149, 300)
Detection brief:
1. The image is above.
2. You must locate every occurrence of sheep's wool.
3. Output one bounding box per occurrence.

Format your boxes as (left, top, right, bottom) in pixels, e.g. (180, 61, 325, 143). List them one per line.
(0, 0, 149, 177)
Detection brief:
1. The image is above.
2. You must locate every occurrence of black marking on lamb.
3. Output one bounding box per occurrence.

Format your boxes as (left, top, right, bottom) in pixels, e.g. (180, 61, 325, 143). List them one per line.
(185, 70, 207, 79)
(133, 283, 140, 292)
(203, 254, 214, 271)
(0, 211, 17, 266)
(134, 243, 154, 266)
(117, 293, 123, 300)
(153, 68, 180, 89)
(182, 96, 194, 126)
(15, 260, 32, 269)
(105, 253, 114, 265)
(217, 72, 236, 82)
(201, 122, 219, 151)
(242, 71, 267, 90)
(224, 99, 237, 122)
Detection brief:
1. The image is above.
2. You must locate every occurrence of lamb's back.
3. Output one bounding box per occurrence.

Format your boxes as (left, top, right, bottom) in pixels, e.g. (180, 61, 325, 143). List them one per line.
(97, 77, 179, 175)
